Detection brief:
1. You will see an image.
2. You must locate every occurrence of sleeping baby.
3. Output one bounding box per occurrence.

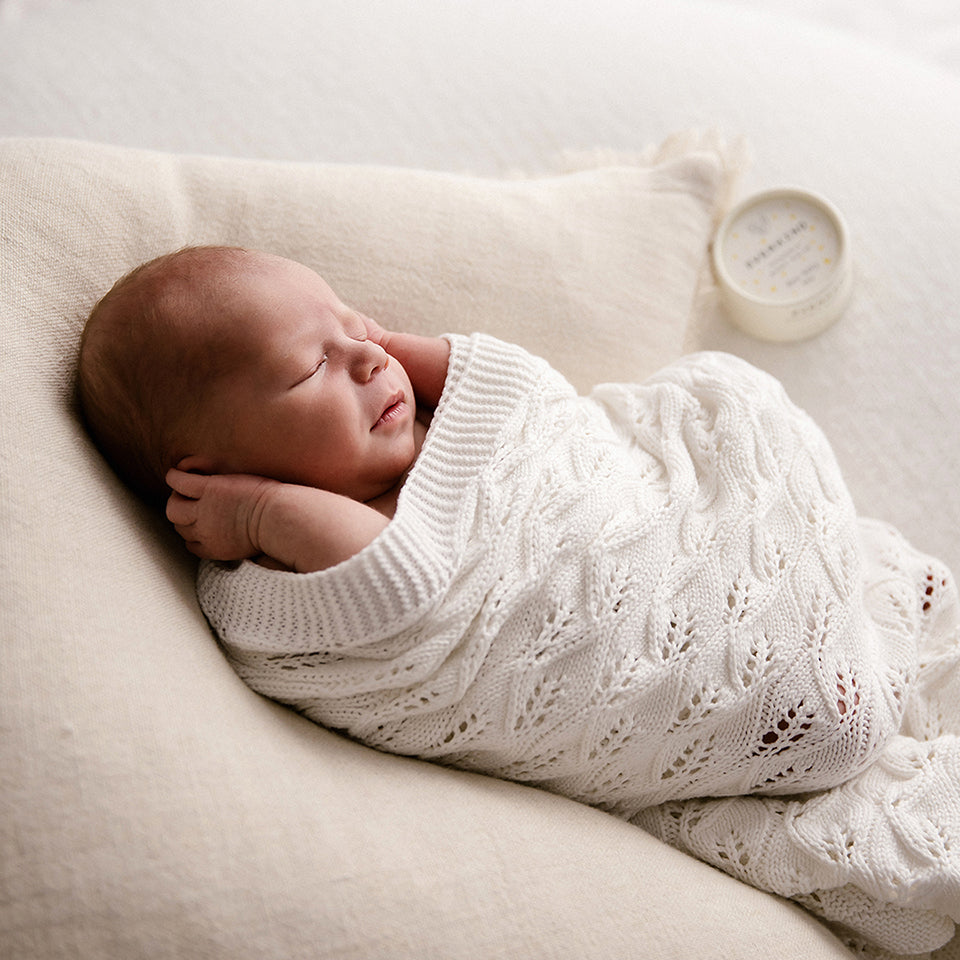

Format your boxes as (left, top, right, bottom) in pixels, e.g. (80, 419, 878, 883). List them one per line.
(78, 245, 960, 957)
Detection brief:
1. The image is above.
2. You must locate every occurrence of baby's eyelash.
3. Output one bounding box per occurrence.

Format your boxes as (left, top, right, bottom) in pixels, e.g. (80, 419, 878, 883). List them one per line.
(293, 356, 326, 387)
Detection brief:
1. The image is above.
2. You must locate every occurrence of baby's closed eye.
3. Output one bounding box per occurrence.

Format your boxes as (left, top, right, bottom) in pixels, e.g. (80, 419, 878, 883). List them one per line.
(293, 356, 327, 386)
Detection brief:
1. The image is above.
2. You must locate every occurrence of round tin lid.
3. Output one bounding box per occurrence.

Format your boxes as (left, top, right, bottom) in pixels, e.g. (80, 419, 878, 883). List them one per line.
(711, 187, 853, 342)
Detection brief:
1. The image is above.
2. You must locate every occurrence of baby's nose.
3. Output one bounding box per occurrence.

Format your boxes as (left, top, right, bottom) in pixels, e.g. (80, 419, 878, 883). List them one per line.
(351, 338, 389, 381)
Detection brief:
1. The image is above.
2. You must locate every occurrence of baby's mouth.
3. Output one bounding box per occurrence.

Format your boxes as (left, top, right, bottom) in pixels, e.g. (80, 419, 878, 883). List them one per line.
(373, 392, 405, 430)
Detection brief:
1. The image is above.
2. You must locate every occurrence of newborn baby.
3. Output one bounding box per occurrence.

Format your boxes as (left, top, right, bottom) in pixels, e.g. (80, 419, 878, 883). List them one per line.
(78, 245, 960, 957)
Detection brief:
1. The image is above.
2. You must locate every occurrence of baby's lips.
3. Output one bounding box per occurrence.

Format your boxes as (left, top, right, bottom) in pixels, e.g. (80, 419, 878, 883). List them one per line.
(373, 391, 405, 429)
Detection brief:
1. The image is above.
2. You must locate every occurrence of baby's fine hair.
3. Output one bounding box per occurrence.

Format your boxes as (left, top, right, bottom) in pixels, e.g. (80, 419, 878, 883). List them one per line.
(77, 245, 251, 506)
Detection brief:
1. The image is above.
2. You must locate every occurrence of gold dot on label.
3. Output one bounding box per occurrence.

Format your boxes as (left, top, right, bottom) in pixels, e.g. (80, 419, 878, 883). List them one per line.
(770, 286, 777, 293)
(790, 213, 797, 220)
(809, 225, 817, 231)
(824, 258, 831, 264)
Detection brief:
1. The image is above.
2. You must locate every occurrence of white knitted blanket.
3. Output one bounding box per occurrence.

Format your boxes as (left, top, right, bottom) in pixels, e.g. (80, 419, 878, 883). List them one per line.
(199, 334, 960, 956)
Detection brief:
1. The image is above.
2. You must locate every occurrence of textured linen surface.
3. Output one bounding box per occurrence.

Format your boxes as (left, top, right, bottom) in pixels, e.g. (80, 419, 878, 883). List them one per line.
(201, 334, 960, 956)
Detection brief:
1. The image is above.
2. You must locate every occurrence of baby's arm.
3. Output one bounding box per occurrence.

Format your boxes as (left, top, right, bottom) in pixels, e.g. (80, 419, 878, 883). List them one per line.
(166, 468, 388, 573)
(361, 315, 450, 408)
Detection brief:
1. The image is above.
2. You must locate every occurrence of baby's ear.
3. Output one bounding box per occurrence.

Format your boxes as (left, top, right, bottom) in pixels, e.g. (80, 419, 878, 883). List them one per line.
(176, 454, 218, 475)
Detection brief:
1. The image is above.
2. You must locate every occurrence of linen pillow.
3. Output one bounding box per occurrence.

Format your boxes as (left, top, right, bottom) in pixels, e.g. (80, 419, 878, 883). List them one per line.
(5, 135, 854, 960)
(9, 132, 739, 393)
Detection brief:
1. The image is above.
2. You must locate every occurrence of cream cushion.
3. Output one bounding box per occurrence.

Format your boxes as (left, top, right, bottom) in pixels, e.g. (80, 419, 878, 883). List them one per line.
(0, 134, 851, 958)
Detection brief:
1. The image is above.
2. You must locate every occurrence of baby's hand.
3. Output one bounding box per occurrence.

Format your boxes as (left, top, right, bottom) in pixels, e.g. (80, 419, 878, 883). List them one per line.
(166, 467, 390, 572)
(165, 467, 279, 561)
(359, 311, 389, 346)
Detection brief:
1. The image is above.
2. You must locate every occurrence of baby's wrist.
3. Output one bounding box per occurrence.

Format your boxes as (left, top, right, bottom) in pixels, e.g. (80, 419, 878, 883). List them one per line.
(253, 483, 389, 573)
(251, 483, 307, 563)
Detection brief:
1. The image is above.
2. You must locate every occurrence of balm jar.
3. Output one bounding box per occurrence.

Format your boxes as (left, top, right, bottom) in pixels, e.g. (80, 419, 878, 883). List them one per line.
(711, 188, 852, 342)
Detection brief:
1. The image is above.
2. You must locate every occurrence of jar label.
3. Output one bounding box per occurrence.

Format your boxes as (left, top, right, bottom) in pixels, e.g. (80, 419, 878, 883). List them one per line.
(720, 195, 840, 303)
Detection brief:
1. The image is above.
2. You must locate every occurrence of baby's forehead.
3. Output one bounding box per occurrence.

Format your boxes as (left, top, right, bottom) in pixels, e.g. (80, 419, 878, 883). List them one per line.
(139, 248, 328, 356)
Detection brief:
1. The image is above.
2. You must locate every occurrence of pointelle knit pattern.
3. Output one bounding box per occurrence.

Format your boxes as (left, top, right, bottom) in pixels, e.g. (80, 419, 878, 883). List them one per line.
(199, 333, 960, 957)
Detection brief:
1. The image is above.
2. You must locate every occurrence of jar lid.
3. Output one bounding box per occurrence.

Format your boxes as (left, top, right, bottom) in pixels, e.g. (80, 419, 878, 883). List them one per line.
(711, 187, 853, 342)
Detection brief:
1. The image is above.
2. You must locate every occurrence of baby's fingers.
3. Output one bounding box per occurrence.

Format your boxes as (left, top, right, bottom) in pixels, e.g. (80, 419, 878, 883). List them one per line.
(165, 467, 209, 499)
(165, 489, 199, 527)
(359, 312, 387, 344)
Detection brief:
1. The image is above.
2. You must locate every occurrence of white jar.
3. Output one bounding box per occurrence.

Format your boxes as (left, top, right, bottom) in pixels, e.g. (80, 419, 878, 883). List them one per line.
(711, 188, 853, 342)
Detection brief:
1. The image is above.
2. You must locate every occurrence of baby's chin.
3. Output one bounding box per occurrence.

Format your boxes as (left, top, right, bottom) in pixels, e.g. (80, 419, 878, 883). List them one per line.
(361, 447, 419, 506)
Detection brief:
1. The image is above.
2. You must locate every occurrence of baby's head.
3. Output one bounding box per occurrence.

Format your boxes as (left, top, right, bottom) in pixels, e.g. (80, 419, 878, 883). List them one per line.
(78, 246, 240, 506)
(78, 246, 418, 507)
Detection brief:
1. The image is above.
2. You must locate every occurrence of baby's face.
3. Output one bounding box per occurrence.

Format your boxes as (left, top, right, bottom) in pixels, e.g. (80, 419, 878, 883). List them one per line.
(188, 254, 418, 502)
